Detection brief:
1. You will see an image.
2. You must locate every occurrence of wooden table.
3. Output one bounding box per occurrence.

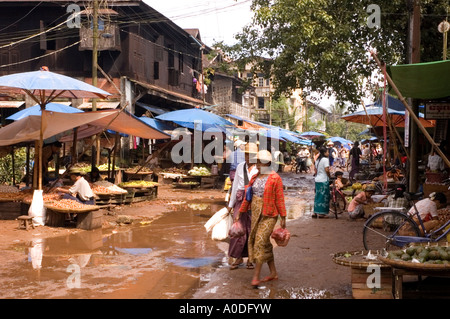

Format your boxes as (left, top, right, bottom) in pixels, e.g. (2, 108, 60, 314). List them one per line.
(391, 267, 450, 299)
(379, 255, 450, 299)
(333, 251, 393, 299)
(45, 206, 102, 230)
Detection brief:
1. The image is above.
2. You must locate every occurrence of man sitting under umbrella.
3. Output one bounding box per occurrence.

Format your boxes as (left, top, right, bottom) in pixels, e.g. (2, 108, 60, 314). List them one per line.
(56, 169, 95, 205)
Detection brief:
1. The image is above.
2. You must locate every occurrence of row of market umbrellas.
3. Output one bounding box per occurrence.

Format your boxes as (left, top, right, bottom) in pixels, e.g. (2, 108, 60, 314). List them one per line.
(0, 69, 170, 190)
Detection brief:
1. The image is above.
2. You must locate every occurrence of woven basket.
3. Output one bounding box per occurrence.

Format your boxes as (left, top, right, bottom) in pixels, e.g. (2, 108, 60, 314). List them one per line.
(333, 250, 389, 269)
(378, 256, 450, 271)
(379, 242, 450, 271)
(364, 202, 384, 216)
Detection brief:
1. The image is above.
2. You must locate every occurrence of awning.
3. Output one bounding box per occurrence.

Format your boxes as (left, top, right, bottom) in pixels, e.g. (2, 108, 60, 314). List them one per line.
(226, 114, 308, 144)
(0, 109, 170, 146)
(0, 101, 25, 108)
(132, 79, 208, 108)
(388, 60, 450, 99)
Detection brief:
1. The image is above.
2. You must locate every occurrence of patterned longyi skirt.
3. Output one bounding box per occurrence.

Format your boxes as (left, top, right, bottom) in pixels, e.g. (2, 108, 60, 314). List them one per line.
(248, 196, 278, 264)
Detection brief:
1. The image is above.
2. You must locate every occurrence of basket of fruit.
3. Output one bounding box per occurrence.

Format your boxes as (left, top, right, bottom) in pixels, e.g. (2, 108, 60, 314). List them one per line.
(45, 199, 100, 213)
(172, 181, 200, 189)
(378, 243, 450, 271)
(118, 181, 159, 189)
(188, 166, 211, 176)
(333, 250, 388, 269)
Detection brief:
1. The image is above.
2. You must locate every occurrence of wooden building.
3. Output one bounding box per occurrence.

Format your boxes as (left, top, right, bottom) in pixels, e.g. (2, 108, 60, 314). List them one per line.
(0, 0, 209, 116)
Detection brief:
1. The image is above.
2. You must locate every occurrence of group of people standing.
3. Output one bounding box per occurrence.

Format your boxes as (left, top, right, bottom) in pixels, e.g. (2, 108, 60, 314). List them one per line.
(227, 140, 287, 288)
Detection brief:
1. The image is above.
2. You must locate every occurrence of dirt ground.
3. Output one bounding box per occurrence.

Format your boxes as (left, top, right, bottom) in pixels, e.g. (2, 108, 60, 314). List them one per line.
(0, 171, 367, 299)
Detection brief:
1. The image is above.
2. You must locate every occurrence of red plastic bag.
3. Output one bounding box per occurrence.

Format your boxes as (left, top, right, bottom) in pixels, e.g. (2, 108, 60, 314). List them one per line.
(229, 220, 245, 238)
(271, 228, 290, 247)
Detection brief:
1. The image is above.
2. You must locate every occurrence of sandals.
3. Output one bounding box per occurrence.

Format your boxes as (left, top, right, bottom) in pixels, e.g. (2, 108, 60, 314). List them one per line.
(261, 275, 278, 282)
(312, 213, 329, 219)
(229, 258, 243, 270)
(246, 263, 254, 269)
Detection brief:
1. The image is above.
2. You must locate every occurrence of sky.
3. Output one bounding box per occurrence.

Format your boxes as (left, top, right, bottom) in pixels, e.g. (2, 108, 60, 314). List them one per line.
(144, 0, 254, 47)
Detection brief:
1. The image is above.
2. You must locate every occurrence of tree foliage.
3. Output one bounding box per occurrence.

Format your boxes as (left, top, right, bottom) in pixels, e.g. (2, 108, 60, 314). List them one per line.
(219, 0, 450, 112)
(270, 97, 302, 131)
(0, 148, 29, 185)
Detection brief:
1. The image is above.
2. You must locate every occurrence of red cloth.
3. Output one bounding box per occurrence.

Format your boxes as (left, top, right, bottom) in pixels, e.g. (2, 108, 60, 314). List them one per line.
(239, 171, 287, 217)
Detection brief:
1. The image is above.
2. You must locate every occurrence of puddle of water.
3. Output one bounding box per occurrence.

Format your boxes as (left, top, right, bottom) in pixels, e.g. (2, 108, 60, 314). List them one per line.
(1, 200, 228, 299)
(0, 194, 323, 299)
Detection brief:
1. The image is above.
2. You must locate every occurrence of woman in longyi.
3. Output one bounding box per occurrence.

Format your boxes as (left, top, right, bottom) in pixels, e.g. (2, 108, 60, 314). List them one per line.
(238, 150, 287, 288)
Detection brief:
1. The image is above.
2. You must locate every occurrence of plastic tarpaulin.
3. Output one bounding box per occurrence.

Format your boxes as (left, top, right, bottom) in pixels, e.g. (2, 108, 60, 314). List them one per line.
(388, 60, 450, 99)
(0, 109, 170, 146)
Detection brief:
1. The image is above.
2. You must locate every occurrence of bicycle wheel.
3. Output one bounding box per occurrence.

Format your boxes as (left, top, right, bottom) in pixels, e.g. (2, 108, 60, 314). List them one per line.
(329, 194, 338, 219)
(363, 211, 421, 251)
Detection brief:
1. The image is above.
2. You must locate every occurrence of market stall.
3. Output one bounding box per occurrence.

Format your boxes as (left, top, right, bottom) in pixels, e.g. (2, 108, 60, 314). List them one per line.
(118, 181, 159, 203)
(91, 181, 128, 206)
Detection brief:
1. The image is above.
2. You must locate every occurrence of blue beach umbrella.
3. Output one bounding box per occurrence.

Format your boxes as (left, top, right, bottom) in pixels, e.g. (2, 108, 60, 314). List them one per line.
(0, 68, 111, 190)
(0, 69, 110, 102)
(139, 116, 176, 132)
(7, 103, 83, 121)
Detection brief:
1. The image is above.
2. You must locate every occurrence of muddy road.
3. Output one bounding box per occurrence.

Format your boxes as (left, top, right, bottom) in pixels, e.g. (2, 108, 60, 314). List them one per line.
(0, 172, 365, 299)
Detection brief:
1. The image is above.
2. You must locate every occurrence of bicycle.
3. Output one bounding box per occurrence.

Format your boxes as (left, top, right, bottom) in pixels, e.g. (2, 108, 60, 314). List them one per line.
(329, 177, 347, 219)
(362, 192, 450, 251)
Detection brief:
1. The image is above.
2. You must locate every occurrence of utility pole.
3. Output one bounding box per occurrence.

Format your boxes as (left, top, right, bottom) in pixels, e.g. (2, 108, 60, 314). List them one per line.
(92, 0, 98, 109)
(407, 0, 421, 192)
(92, 0, 100, 166)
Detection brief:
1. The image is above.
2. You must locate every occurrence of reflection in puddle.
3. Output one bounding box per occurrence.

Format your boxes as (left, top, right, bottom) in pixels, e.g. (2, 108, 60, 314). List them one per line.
(1, 197, 324, 299)
(2, 200, 227, 299)
(166, 257, 221, 268)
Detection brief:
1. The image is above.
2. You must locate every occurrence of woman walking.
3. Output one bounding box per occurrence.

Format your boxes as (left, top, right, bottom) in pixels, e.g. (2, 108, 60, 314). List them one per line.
(238, 150, 287, 288)
(312, 146, 331, 218)
(227, 143, 258, 270)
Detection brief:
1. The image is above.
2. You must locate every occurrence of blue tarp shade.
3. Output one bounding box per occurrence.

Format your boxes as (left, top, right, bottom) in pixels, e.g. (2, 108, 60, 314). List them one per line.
(156, 108, 235, 132)
(139, 116, 176, 131)
(328, 136, 352, 149)
(226, 114, 310, 144)
(368, 94, 405, 112)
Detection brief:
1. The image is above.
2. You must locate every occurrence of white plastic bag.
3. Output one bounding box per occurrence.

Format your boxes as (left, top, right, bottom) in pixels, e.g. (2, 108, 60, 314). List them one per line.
(211, 213, 233, 241)
(204, 207, 229, 233)
(28, 190, 46, 227)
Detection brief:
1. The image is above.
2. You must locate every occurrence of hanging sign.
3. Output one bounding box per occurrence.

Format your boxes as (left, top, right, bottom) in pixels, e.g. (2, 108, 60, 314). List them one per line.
(424, 102, 450, 119)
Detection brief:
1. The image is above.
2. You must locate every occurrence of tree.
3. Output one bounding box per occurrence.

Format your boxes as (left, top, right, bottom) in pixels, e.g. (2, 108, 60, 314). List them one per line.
(270, 97, 302, 131)
(219, 0, 450, 113)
